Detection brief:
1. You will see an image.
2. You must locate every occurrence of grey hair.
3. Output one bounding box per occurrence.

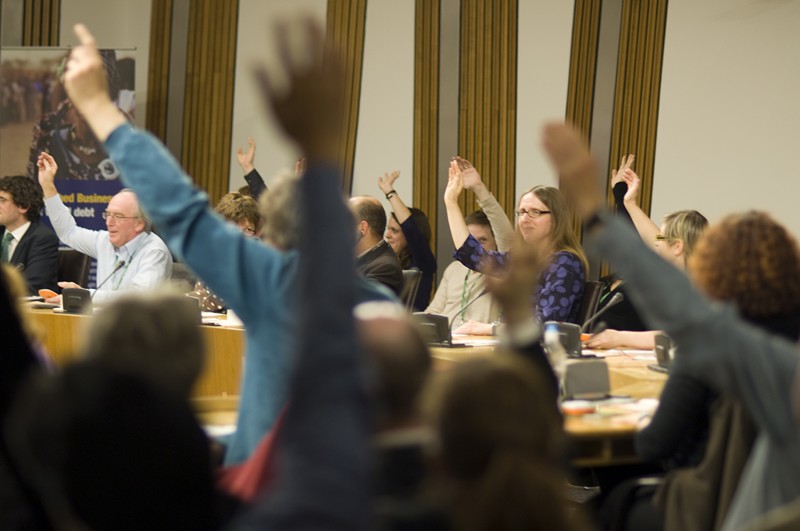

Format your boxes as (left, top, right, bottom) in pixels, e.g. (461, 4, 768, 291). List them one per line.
(120, 188, 152, 232)
(80, 290, 204, 398)
(259, 170, 300, 250)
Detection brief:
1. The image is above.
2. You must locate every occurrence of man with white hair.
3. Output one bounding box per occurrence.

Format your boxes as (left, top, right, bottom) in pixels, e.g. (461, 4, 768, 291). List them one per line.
(36, 152, 171, 304)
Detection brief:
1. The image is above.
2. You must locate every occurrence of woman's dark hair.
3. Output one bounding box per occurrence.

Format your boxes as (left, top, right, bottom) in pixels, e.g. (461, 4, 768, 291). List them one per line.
(391, 207, 432, 269)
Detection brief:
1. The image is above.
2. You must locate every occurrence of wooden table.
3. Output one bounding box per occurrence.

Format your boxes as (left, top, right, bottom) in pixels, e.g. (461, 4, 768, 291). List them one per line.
(429, 342, 667, 466)
(30, 309, 244, 400)
(31, 309, 665, 465)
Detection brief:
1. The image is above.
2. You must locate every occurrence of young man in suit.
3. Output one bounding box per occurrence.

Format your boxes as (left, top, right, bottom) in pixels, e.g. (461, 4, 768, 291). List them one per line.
(0, 175, 59, 293)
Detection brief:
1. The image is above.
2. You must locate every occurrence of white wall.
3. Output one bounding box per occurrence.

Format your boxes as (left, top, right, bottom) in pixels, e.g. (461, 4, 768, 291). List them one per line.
(653, 0, 800, 235)
(60, 0, 152, 128)
(516, 0, 576, 198)
(229, 0, 327, 191)
(351, 0, 415, 209)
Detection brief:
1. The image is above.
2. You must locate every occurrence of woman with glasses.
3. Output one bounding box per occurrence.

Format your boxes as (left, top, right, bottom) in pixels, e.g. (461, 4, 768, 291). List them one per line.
(443, 158, 587, 333)
(585, 160, 708, 349)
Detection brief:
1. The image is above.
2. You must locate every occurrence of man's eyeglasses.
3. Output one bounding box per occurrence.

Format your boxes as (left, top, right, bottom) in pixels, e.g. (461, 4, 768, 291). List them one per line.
(102, 211, 139, 221)
(514, 208, 551, 219)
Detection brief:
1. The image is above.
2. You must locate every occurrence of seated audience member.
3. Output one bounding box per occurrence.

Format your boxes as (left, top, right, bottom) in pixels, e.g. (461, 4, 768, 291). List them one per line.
(543, 121, 800, 531)
(36, 152, 172, 304)
(234, 136, 304, 201)
(7, 362, 225, 530)
(187, 191, 262, 311)
(586, 163, 708, 349)
(60, 23, 395, 467)
(377, 170, 437, 311)
(350, 195, 404, 295)
(425, 210, 507, 326)
(444, 158, 586, 330)
(429, 235, 584, 530)
(81, 291, 206, 399)
(598, 211, 800, 531)
(0, 175, 59, 293)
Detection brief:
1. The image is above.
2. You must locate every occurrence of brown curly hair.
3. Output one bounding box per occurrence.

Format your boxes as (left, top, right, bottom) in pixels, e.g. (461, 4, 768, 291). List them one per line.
(0, 175, 44, 223)
(214, 192, 262, 232)
(689, 211, 800, 319)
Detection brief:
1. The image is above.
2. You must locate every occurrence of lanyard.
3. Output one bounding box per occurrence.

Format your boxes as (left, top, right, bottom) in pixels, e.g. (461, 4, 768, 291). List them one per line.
(111, 253, 134, 290)
(459, 270, 475, 325)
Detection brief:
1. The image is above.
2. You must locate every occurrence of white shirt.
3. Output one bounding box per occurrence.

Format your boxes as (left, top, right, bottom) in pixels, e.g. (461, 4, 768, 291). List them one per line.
(5, 220, 31, 259)
(44, 194, 172, 303)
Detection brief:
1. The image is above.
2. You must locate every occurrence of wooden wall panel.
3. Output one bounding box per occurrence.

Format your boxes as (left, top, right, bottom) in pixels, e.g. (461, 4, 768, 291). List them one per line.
(565, 0, 601, 141)
(22, 0, 60, 46)
(414, 0, 440, 251)
(326, 0, 367, 193)
(181, 0, 238, 206)
(458, 0, 517, 218)
(145, 0, 172, 142)
(608, 0, 668, 216)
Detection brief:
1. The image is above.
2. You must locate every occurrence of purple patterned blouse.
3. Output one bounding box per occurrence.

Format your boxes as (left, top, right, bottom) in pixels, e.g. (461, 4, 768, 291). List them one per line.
(453, 234, 585, 324)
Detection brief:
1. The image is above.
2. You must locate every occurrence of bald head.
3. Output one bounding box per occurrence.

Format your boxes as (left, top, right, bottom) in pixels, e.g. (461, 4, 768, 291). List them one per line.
(105, 189, 150, 248)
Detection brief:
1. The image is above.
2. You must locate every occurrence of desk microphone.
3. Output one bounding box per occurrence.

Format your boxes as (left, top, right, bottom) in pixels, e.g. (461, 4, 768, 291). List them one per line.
(581, 292, 624, 334)
(449, 287, 489, 334)
(90, 260, 126, 300)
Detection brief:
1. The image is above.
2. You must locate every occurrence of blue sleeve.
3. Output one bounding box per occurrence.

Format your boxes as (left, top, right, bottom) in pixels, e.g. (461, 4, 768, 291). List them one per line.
(103, 125, 291, 325)
(240, 163, 369, 530)
(400, 217, 436, 310)
(453, 233, 509, 274)
(536, 252, 585, 324)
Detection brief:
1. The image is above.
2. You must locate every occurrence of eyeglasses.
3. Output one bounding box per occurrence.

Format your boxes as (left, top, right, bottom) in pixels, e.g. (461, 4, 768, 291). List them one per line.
(102, 211, 139, 221)
(241, 227, 256, 236)
(514, 208, 551, 219)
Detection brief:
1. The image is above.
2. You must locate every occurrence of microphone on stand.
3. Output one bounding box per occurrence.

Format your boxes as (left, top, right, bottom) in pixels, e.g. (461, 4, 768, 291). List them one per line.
(449, 287, 490, 336)
(581, 292, 625, 334)
(90, 260, 126, 301)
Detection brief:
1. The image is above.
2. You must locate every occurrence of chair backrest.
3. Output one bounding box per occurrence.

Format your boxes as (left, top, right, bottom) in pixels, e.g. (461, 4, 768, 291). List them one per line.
(400, 269, 422, 311)
(57, 249, 91, 287)
(576, 280, 603, 328)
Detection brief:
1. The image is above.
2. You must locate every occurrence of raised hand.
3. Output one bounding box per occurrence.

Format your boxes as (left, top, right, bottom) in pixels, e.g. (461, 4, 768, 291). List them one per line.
(622, 168, 641, 205)
(611, 154, 635, 186)
(236, 137, 256, 174)
(295, 158, 306, 176)
(444, 160, 464, 204)
(377, 170, 400, 195)
(453, 156, 483, 191)
(36, 152, 59, 197)
(541, 122, 601, 218)
(253, 18, 344, 164)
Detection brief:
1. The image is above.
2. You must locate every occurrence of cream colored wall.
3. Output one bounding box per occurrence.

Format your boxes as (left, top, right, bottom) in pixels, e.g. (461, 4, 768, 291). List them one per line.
(351, 0, 415, 209)
(60, 0, 152, 128)
(229, 0, 327, 190)
(653, 0, 800, 235)
(516, 0, 576, 199)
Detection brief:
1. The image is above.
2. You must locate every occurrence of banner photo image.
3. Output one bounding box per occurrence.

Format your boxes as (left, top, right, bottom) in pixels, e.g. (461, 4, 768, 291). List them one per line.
(0, 47, 135, 232)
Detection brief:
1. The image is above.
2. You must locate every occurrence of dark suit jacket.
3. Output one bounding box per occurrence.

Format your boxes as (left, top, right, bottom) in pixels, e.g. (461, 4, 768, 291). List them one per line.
(1, 222, 59, 294)
(355, 239, 403, 295)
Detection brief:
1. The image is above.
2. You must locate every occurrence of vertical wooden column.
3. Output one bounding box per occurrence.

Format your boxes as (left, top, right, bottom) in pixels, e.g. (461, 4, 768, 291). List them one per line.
(145, 0, 173, 142)
(22, 0, 60, 46)
(326, 0, 367, 194)
(565, 0, 601, 142)
(414, 0, 440, 251)
(608, 0, 669, 216)
(458, 0, 517, 219)
(181, 0, 239, 205)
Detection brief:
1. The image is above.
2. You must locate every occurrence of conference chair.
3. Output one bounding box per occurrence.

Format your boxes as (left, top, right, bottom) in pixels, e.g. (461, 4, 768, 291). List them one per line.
(57, 248, 91, 287)
(576, 280, 603, 329)
(400, 269, 422, 311)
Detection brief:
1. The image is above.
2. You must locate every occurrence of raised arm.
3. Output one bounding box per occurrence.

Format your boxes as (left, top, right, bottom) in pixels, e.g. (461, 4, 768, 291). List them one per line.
(377, 170, 412, 222)
(443, 159, 470, 249)
(37, 152, 101, 258)
(610, 154, 636, 228)
(236, 137, 267, 200)
(457, 156, 515, 251)
(619, 167, 661, 247)
(542, 121, 800, 443)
